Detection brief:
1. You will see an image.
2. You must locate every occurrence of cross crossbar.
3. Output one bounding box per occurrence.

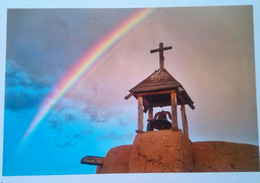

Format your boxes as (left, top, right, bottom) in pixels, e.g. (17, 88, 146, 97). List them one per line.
(150, 42, 172, 69)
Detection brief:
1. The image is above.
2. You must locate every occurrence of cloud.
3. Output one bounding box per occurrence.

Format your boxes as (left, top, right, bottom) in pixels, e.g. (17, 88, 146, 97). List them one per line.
(98, 131, 120, 140)
(55, 97, 119, 125)
(4, 60, 52, 111)
(6, 9, 136, 84)
(118, 120, 128, 127)
(56, 141, 75, 148)
(5, 90, 44, 111)
(64, 113, 76, 121)
(5, 59, 53, 89)
(42, 97, 133, 147)
(48, 120, 63, 131)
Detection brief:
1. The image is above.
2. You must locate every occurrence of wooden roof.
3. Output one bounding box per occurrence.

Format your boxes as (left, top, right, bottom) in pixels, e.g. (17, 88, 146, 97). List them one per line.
(126, 68, 195, 110)
(129, 68, 181, 93)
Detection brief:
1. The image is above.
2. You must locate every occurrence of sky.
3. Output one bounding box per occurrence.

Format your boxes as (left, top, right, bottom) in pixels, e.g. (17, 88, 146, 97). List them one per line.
(0, 4, 259, 178)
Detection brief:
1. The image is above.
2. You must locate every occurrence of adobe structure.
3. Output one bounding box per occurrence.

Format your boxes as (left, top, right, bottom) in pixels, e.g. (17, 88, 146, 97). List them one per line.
(125, 42, 195, 139)
(81, 43, 259, 173)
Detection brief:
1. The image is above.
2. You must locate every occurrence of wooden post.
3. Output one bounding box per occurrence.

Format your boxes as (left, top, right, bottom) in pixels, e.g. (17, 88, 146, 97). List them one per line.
(148, 107, 153, 120)
(181, 104, 189, 139)
(137, 96, 143, 132)
(171, 92, 178, 129)
(147, 107, 153, 131)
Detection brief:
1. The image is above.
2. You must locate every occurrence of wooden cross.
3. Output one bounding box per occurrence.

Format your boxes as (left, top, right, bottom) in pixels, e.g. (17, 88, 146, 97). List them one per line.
(150, 42, 172, 69)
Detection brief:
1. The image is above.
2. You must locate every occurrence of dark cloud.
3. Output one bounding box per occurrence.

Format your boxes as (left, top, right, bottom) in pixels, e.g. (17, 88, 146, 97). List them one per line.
(72, 130, 93, 140)
(5, 59, 53, 89)
(4, 60, 51, 111)
(48, 120, 63, 131)
(6, 9, 135, 83)
(5, 90, 44, 111)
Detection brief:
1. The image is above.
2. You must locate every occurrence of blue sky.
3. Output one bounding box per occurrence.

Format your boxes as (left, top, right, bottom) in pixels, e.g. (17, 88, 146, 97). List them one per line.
(2, 5, 259, 177)
(3, 9, 139, 175)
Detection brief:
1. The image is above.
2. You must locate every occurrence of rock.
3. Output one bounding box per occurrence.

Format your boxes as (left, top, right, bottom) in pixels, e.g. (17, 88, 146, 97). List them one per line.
(97, 145, 132, 174)
(129, 130, 193, 173)
(192, 141, 259, 172)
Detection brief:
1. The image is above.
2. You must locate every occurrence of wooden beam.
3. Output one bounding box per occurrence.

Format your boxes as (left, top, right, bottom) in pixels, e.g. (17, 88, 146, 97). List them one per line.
(136, 89, 175, 97)
(81, 156, 104, 165)
(143, 106, 148, 113)
(171, 92, 178, 129)
(124, 93, 133, 100)
(137, 90, 195, 109)
(143, 97, 150, 107)
(148, 107, 153, 120)
(181, 104, 189, 140)
(137, 96, 144, 132)
(176, 91, 195, 110)
(190, 103, 195, 110)
(143, 98, 150, 113)
(176, 91, 185, 103)
(150, 101, 171, 108)
(177, 87, 195, 110)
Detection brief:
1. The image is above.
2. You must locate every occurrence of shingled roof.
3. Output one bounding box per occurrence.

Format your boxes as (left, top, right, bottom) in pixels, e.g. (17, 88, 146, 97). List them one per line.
(129, 68, 181, 93)
(126, 68, 195, 109)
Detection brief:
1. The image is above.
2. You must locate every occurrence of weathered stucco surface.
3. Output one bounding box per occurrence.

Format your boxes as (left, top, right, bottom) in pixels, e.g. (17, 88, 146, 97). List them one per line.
(129, 130, 193, 173)
(97, 145, 132, 174)
(192, 141, 259, 172)
(96, 130, 259, 173)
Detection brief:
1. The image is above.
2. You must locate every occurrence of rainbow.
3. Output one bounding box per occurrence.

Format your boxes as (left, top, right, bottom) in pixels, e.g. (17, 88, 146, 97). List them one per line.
(21, 8, 155, 144)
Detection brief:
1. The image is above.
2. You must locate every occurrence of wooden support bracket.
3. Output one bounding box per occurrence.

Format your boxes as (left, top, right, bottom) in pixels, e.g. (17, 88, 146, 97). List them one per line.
(81, 156, 104, 165)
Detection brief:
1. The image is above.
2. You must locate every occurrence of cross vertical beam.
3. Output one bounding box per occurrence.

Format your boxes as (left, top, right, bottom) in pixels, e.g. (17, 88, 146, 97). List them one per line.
(150, 42, 172, 69)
